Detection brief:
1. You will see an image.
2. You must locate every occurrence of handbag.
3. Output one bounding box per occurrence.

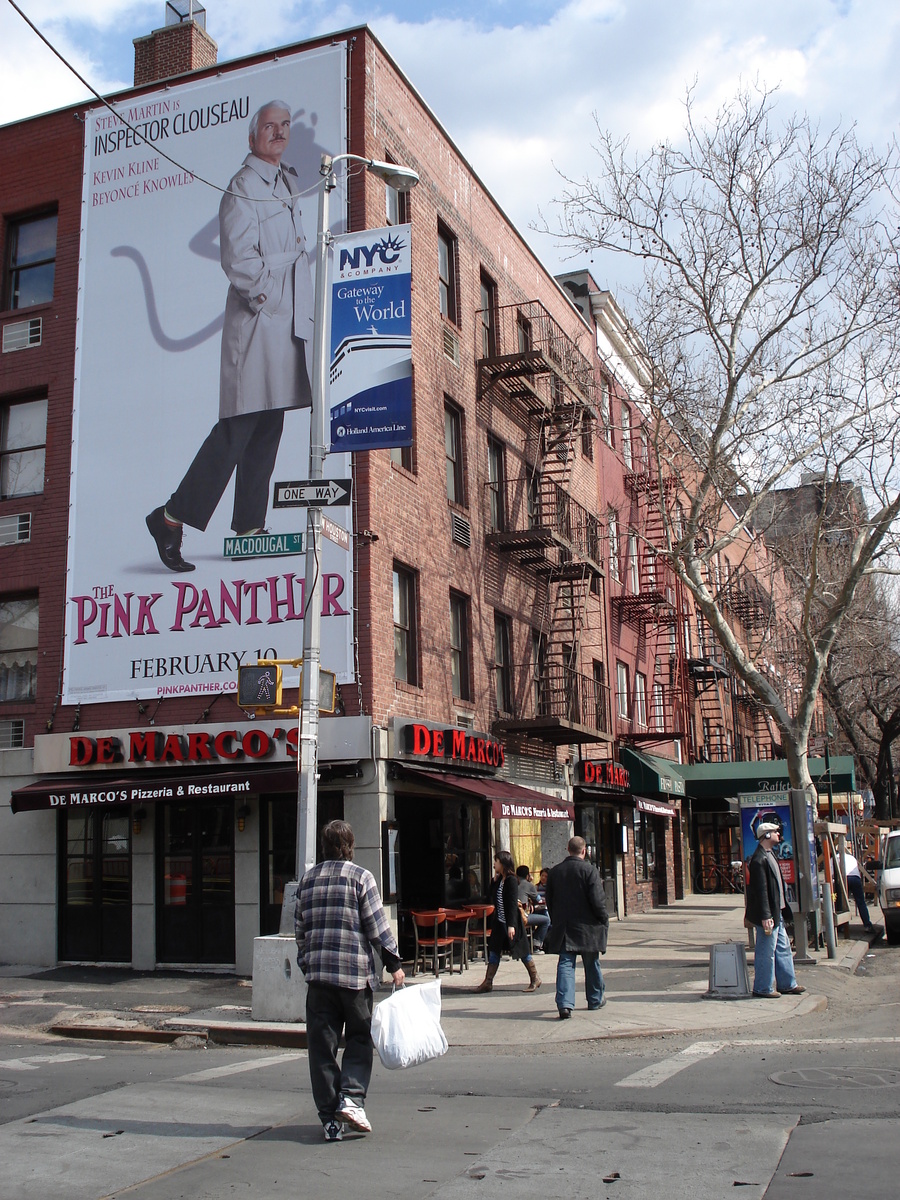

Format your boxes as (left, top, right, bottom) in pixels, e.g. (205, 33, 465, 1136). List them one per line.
(370, 979, 449, 1070)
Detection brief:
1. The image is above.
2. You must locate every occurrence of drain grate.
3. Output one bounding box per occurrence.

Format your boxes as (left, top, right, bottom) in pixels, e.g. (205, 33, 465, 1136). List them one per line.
(770, 1066, 900, 1089)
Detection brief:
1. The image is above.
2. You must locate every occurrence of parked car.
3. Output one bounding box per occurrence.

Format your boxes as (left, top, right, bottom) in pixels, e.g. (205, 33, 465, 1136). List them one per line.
(876, 831, 900, 944)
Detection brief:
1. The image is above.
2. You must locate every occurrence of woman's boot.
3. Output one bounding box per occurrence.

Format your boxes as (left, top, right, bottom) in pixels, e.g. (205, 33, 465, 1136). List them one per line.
(474, 962, 498, 993)
(524, 959, 542, 992)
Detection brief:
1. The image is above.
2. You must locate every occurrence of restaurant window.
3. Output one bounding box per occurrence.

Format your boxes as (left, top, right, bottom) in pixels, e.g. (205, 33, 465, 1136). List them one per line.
(5, 211, 57, 310)
(616, 661, 630, 720)
(393, 564, 419, 685)
(450, 590, 471, 701)
(479, 270, 498, 357)
(1, 393, 48, 499)
(0, 594, 38, 702)
(608, 509, 620, 580)
(621, 404, 633, 469)
(437, 221, 459, 325)
(444, 400, 464, 504)
(444, 799, 486, 903)
(633, 809, 657, 881)
(634, 671, 648, 728)
(494, 611, 512, 714)
(487, 435, 506, 532)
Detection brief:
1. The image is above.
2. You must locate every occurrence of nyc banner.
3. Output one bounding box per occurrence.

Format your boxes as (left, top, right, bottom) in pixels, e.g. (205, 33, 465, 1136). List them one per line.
(329, 224, 413, 451)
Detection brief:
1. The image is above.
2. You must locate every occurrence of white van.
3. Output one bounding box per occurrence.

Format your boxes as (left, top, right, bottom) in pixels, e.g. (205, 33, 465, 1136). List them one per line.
(877, 830, 900, 944)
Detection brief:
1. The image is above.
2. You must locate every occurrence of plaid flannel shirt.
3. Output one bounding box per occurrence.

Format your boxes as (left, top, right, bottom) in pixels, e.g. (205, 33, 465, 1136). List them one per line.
(294, 859, 400, 990)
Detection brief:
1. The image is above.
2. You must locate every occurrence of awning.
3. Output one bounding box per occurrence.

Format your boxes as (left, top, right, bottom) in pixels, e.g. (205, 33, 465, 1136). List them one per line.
(10, 766, 300, 813)
(675, 755, 856, 802)
(619, 747, 685, 798)
(397, 767, 574, 821)
(636, 795, 677, 819)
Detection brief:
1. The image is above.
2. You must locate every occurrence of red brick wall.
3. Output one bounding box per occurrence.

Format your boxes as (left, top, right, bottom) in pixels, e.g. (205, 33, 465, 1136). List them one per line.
(133, 23, 218, 87)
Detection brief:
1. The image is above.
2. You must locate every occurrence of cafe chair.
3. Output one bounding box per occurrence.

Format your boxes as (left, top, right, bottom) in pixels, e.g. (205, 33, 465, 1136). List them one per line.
(463, 903, 494, 964)
(445, 908, 477, 971)
(410, 908, 456, 977)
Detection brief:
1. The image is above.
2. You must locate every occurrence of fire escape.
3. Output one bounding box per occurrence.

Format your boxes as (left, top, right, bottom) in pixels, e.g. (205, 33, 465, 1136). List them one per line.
(724, 569, 780, 760)
(610, 459, 689, 749)
(478, 300, 609, 746)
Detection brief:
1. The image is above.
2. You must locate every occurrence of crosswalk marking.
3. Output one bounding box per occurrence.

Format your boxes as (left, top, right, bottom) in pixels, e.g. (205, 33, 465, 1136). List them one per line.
(175, 1051, 306, 1083)
(616, 1041, 725, 1088)
(0, 1052, 104, 1073)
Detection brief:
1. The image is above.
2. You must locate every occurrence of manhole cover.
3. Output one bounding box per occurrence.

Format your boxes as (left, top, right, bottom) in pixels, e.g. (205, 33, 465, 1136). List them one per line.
(770, 1067, 900, 1089)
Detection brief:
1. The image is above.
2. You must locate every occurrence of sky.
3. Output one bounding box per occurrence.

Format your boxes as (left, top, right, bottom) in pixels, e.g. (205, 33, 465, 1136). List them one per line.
(2, 0, 899, 293)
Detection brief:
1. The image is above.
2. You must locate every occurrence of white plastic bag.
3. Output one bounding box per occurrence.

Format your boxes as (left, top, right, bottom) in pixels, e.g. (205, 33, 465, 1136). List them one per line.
(371, 979, 448, 1070)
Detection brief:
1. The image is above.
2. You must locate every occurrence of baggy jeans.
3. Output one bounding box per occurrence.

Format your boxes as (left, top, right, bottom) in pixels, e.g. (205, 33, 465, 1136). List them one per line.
(305, 982, 374, 1124)
(752, 921, 798, 994)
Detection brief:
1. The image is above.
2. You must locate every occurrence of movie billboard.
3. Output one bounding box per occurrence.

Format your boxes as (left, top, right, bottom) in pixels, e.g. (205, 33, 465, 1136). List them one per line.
(329, 224, 413, 451)
(64, 46, 351, 704)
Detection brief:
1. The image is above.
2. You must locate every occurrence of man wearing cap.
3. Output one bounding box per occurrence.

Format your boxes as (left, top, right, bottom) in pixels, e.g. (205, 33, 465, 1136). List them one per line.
(745, 820, 806, 998)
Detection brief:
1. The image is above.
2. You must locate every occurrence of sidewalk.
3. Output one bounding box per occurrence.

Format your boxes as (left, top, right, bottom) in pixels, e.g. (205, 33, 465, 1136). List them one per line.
(0, 895, 877, 1049)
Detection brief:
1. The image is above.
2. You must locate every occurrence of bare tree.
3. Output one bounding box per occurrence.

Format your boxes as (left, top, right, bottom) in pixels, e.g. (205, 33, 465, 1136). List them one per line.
(552, 85, 900, 794)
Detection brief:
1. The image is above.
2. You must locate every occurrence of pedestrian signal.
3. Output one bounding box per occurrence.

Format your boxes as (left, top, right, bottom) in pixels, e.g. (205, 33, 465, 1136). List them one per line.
(237, 664, 283, 710)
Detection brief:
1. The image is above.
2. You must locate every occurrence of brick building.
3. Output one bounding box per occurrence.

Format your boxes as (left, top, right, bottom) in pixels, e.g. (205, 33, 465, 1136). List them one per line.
(1, 16, 842, 972)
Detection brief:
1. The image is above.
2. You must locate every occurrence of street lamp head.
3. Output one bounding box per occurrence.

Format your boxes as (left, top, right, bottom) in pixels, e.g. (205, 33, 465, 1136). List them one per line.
(366, 159, 419, 191)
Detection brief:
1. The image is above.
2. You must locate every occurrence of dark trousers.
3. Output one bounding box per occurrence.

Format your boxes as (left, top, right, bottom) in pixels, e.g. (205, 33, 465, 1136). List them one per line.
(168, 409, 284, 533)
(305, 982, 374, 1124)
(848, 873, 873, 926)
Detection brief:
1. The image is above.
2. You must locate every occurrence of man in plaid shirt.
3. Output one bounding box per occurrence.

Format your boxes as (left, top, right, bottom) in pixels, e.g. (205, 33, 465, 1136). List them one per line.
(295, 820, 404, 1141)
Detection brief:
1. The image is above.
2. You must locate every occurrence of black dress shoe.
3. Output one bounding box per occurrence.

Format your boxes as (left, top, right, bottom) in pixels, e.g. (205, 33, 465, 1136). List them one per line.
(146, 507, 195, 572)
(558, 1008, 572, 1020)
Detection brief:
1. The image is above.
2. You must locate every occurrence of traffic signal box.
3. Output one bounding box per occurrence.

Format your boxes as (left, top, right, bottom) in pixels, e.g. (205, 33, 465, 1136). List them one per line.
(237, 664, 283, 713)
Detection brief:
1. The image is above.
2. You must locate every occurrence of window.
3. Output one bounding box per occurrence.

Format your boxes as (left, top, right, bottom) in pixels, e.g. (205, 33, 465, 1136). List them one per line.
(682, 603, 693, 656)
(516, 311, 532, 352)
(608, 510, 620, 580)
(494, 612, 512, 714)
(488, 436, 506, 532)
(652, 682, 665, 730)
(531, 630, 549, 716)
(393, 565, 418, 685)
(638, 428, 650, 473)
(616, 661, 630, 720)
(581, 413, 594, 460)
(479, 271, 497, 357)
(600, 377, 613, 446)
(450, 591, 471, 701)
(385, 158, 411, 226)
(592, 660, 607, 731)
(390, 443, 412, 471)
(621, 404, 633, 469)
(5, 212, 57, 310)
(634, 671, 648, 727)
(0, 595, 38, 702)
(526, 467, 541, 529)
(1, 394, 48, 498)
(633, 809, 656, 881)
(437, 222, 458, 325)
(444, 401, 464, 504)
(627, 532, 640, 593)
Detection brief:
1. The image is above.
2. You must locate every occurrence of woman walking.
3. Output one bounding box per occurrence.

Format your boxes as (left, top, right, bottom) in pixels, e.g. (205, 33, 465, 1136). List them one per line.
(474, 850, 542, 993)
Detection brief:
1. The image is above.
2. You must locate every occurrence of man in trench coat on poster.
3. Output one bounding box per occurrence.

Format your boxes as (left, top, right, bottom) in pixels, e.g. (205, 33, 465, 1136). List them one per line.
(146, 99, 314, 571)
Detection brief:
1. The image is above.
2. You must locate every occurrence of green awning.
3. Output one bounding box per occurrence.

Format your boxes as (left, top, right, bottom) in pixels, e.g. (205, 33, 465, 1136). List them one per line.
(619, 747, 686, 798)
(675, 755, 855, 802)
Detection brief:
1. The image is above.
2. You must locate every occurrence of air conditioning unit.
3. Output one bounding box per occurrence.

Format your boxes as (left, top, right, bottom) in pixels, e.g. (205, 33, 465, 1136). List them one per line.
(2, 317, 42, 353)
(0, 513, 32, 545)
(442, 324, 460, 366)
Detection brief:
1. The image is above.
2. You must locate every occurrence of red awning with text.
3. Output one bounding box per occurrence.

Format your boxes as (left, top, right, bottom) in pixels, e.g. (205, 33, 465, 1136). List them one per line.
(401, 768, 574, 821)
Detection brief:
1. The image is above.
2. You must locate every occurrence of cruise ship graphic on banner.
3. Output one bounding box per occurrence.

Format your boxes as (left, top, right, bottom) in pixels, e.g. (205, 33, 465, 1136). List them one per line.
(328, 224, 414, 452)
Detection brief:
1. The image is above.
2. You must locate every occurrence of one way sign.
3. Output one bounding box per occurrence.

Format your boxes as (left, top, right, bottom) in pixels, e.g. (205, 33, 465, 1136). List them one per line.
(273, 479, 352, 508)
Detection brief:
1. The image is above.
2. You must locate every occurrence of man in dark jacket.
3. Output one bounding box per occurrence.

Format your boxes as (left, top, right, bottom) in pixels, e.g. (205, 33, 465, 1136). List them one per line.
(544, 836, 610, 1019)
(745, 820, 805, 999)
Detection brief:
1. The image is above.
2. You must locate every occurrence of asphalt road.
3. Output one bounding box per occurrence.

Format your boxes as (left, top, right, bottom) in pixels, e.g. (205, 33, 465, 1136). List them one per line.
(2, 941, 898, 1200)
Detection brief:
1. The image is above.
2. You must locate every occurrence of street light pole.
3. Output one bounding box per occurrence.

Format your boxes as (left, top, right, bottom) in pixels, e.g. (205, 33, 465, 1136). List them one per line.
(292, 152, 420, 885)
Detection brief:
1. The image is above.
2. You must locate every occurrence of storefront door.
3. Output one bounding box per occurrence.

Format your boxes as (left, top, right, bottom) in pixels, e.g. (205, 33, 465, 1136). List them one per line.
(258, 792, 344, 935)
(156, 801, 234, 964)
(577, 804, 617, 912)
(59, 808, 132, 963)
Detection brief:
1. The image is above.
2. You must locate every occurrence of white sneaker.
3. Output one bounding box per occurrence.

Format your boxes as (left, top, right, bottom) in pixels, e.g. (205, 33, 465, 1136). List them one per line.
(323, 1119, 343, 1142)
(336, 1095, 372, 1133)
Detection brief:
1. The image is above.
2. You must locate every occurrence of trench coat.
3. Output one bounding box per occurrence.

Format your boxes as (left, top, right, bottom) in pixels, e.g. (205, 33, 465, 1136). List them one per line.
(218, 153, 314, 419)
(544, 854, 610, 955)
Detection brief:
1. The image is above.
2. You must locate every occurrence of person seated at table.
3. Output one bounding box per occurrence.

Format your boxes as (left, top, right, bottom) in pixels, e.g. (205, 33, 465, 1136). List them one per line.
(516, 864, 550, 951)
(537, 867, 549, 899)
(446, 862, 467, 903)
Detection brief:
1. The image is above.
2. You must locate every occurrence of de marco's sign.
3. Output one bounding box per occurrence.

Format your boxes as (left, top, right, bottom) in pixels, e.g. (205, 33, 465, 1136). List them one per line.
(576, 760, 630, 792)
(402, 722, 505, 770)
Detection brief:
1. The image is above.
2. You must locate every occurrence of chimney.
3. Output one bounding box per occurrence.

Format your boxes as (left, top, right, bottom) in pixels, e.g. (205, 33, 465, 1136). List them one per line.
(134, 2, 217, 87)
